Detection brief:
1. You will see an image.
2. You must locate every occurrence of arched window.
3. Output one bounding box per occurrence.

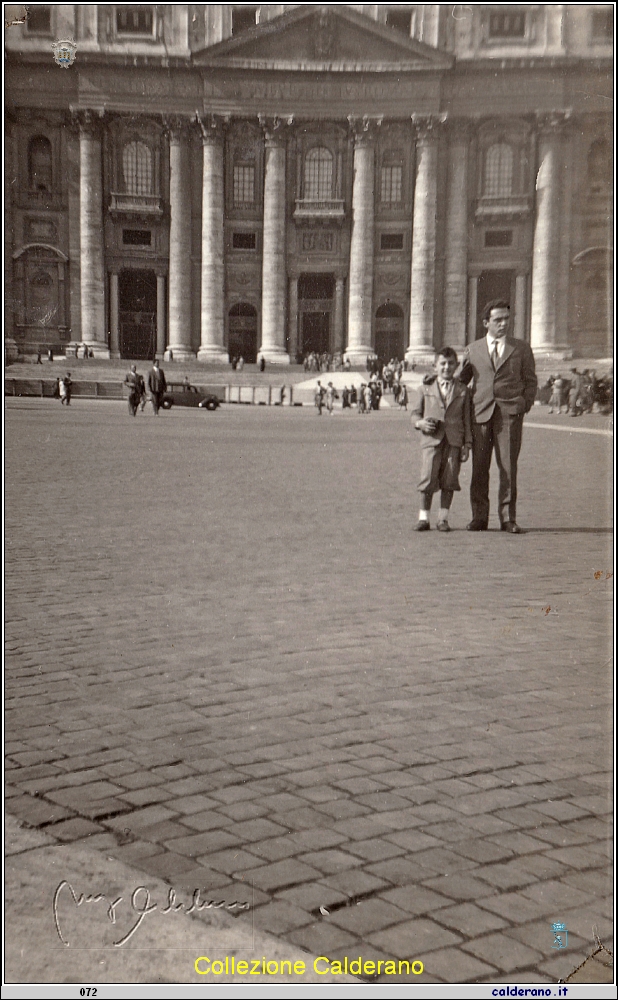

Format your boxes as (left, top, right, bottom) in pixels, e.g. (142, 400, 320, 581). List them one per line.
(122, 141, 152, 195)
(28, 135, 52, 191)
(304, 147, 333, 201)
(484, 143, 514, 197)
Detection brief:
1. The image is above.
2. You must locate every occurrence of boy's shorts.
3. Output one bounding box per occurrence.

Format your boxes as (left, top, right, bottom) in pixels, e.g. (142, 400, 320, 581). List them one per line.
(417, 438, 462, 493)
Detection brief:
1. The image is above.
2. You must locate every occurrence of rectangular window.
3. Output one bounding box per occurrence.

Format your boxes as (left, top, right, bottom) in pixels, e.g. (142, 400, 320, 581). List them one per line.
(26, 6, 52, 33)
(380, 233, 404, 250)
(591, 10, 613, 41)
(488, 12, 526, 38)
(485, 230, 513, 248)
(380, 166, 403, 204)
(116, 7, 154, 35)
(232, 232, 257, 250)
(386, 9, 412, 35)
(232, 7, 258, 35)
(233, 165, 255, 205)
(123, 229, 152, 246)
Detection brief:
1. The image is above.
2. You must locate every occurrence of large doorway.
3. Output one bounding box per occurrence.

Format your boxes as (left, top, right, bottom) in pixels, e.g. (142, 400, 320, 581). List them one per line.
(476, 270, 515, 340)
(302, 312, 330, 355)
(228, 302, 258, 363)
(119, 269, 157, 359)
(375, 302, 405, 362)
(299, 273, 334, 355)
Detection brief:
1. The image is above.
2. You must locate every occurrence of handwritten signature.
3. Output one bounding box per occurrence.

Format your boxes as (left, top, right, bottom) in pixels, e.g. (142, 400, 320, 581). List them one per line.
(53, 881, 250, 948)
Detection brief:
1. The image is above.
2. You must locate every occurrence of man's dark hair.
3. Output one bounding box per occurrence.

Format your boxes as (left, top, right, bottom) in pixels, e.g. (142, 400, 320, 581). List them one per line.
(436, 346, 458, 364)
(481, 299, 510, 323)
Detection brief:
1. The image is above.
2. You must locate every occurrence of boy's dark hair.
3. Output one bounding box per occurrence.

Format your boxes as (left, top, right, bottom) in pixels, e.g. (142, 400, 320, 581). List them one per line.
(481, 299, 510, 323)
(435, 346, 458, 364)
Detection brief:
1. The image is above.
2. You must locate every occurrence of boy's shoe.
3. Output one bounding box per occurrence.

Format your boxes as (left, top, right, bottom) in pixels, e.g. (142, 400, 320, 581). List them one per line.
(501, 521, 524, 533)
(415, 521, 430, 531)
(467, 520, 488, 531)
(436, 521, 450, 532)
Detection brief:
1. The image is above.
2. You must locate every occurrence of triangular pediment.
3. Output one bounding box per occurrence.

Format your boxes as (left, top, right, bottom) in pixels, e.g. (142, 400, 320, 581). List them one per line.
(194, 5, 453, 72)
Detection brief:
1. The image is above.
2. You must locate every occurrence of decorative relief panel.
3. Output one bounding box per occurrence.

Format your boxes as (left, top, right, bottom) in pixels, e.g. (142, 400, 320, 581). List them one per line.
(25, 218, 58, 242)
(376, 271, 406, 287)
(297, 230, 336, 253)
(228, 269, 260, 289)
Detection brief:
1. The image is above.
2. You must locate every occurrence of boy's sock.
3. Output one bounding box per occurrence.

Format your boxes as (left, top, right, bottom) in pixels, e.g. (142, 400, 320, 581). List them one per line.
(418, 492, 432, 521)
(438, 490, 454, 522)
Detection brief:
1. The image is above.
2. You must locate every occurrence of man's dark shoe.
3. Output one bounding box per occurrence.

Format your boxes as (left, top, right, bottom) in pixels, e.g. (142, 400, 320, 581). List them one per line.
(436, 521, 451, 532)
(415, 520, 430, 531)
(501, 521, 524, 533)
(467, 520, 488, 531)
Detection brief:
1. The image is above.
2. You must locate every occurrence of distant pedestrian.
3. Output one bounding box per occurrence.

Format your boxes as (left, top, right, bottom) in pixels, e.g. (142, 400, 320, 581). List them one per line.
(36, 351, 42, 364)
(342, 386, 351, 409)
(59, 372, 72, 406)
(398, 383, 408, 410)
(259, 356, 266, 372)
(231, 356, 238, 370)
(237, 356, 245, 371)
(325, 382, 339, 415)
(124, 364, 142, 416)
(148, 359, 167, 415)
(548, 375, 564, 414)
(314, 380, 325, 415)
(48, 348, 54, 363)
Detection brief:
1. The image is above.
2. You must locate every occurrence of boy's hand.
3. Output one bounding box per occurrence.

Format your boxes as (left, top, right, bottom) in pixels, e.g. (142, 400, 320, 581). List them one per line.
(417, 417, 438, 434)
(461, 445, 470, 462)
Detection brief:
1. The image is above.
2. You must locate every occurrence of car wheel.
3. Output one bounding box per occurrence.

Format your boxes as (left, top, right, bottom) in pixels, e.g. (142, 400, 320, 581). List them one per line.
(204, 398, 218, 411)
(161, 399, 172, 409)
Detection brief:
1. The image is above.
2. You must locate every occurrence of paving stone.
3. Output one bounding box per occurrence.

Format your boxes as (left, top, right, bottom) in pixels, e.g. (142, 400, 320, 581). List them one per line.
(332, 814, 410, 840)
(275, 882, 349, 913)
(450, 839, 514, 863)
(384, 830, 444, 853)
(378, 885, 452, 916)
(475, 861, 540, 891)
(113, 770, 167, 790)
(370, 918, 462, 958)
(462, 933, 543, 972)
(542, 845, 610, 870)
(320, 870, 390, 898)
(520, 879, 595, 912)
(486, 830, 555, 854)
(365, 857, 435, 886)
(106, 805, 180, 830)
(506, 920, 588, 955)
(119, 786, 173, 807)
(328, 898, 410, 936)
(176, 809, 235, 832)
(287, 921, 358, 954)
(403, 847, 479, 874)
(8, 795, 72, 827)
(44, 817, 105, 842)
(477, 891, 548, 923)
(313, 800, 372, 821)
(136, 851, 204, 879)
(345, 838, 406, 863)
(252, 900, 314, 935)
(248, 859, 323, 892)
(422, 873, 496, 901)
(225, 818, 289, 842)
(561, 869, 612, 897)
(195, 848, 267, 874)
(435, 901, 509, 936)
(423, 947, 498, 983)
(296, 850, 364, 875)
(164, 829, 241, 857)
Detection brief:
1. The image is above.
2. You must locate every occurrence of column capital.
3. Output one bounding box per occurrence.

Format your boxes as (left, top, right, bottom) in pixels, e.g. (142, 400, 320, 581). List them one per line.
(411, 113, 447, 142)
(347, 115, 382, 145)
(70, 107, 106, 137)
(195, 113, 229, 145)
(163, 114, 194, 144)
(535, 110, 572, 137)
(258, 115, 294, 145)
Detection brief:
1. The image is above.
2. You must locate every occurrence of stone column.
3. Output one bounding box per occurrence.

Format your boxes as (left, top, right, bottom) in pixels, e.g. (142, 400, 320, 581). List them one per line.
(467, 274, 478, 344)
(288, 277, 298, 361)
(4, 117, 18, 360)
(166, 116, 194, 360)
(197, 114, 228, 362)
(76, 110, 109, 357)
(407, 114, 445, 362)
(109, 272, 120, 358)
(333, 276, 345, 355)
(259, 116, 292, 364)
(346, 117, 379, 363)
(444, 119, 470, 349)
(530, 112, 570, 356)
(156, 274, 166, 358)
(514, 272, 528, 341)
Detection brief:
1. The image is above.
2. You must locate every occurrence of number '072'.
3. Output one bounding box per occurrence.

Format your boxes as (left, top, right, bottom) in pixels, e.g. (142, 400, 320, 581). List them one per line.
(80, 990, 97, 997)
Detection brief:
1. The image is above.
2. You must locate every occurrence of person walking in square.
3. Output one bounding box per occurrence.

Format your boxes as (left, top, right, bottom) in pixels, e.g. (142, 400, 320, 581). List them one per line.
(325, 381, 339, 415)
(459, 299, 537, 533)
(412, 347, 472, 531)
(59, 372, 72, 406)
(125, 364, 142, 417)
(148, 359, 167, 415)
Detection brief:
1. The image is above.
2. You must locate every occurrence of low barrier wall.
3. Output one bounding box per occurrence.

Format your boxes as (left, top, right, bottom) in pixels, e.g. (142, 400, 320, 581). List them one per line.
(5, 380, 300, 405)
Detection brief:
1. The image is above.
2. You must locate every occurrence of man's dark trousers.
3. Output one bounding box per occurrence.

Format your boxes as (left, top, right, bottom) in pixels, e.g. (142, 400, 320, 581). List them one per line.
(470, 407, 524, 525)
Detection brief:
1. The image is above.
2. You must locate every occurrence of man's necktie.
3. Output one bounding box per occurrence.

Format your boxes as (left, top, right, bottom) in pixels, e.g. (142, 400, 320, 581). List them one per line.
(491, 342, 499, 370)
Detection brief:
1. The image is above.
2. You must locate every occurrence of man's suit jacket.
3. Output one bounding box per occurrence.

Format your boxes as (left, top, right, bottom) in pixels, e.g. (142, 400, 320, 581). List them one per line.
(412, 379, 472, 449)
(148, 368, 167, 394)
(459, 337, 537, 423)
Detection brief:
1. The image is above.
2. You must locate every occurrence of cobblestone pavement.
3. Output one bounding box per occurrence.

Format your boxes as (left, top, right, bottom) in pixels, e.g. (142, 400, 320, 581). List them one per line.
(5, 398, 613, 984)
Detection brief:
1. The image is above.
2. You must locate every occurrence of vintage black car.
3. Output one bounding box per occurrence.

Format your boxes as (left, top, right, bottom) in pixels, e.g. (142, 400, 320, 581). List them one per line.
(160, 382, 221, 410)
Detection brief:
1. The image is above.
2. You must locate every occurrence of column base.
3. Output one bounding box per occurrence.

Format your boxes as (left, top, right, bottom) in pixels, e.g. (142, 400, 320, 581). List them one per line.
(83, 343, 111, 360)
(532, 345, 574, 361)
(197, 347, 229, 364)
(164, 347, 196, 362)
(344, 347, 374, 366)
(406, 347, 437, 365)
(258, 349, 290, 365)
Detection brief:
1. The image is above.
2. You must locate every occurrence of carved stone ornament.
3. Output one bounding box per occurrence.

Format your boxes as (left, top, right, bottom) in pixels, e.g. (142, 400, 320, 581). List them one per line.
(380, 273, 403, 286)
(411, 113, 448, 141)
(162, 114, 194, 144)
(314, 10, 336, 59)
(347, 115, 383, 144)
(258, 115, 295, 144)
(535, 110, 572, 135)
(195, 112, 229, 144)
(70, 107, 106, 136)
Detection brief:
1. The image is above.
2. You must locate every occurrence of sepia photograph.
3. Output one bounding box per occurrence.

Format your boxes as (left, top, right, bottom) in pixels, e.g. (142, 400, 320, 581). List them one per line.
(4, 2, 613, 992)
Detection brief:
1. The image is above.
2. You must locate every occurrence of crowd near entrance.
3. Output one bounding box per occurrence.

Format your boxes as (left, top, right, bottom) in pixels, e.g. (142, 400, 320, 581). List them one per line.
(119, 269, 156, 359)
(375, 302, 405, 363)
(228, 302, 258, 363)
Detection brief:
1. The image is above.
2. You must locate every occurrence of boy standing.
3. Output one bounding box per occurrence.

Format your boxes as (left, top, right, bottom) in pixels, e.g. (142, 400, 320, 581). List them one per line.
(412, 347, 472, 531)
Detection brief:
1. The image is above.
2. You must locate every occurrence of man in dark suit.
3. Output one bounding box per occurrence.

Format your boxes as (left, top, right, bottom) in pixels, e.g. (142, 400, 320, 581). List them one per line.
(459, 299, 537, 533)
(148, 359, 167, 415)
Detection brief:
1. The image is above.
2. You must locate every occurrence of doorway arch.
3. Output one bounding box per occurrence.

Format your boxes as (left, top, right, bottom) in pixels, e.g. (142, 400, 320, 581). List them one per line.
(375, 302, 405, 362)
(228, 302, 258, 363)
